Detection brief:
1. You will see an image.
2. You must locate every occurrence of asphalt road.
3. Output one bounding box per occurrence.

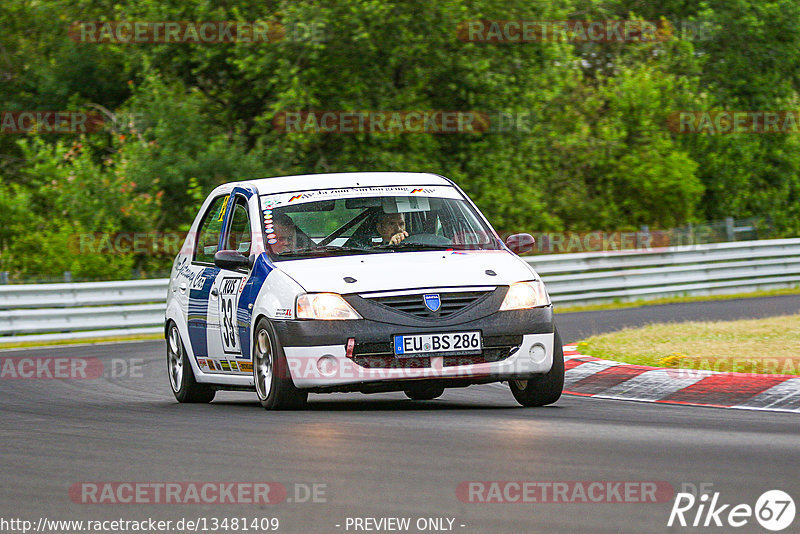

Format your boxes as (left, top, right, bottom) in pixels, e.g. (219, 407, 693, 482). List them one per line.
(1, 296, 798, 533)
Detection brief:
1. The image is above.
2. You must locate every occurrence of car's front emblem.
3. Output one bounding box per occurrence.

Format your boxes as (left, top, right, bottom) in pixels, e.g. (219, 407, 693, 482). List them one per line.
(423, 294, 441, 312)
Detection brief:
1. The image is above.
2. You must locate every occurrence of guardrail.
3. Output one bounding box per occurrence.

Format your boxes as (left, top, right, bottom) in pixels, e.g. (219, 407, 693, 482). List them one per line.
(0, 279, 168, 343)
(530, 238, 800, 303)
(1, 238, 799, 344)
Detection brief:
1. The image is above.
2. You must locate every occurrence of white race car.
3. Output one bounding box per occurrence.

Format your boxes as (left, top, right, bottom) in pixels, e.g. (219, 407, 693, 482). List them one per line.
(165, 172, 563, 409)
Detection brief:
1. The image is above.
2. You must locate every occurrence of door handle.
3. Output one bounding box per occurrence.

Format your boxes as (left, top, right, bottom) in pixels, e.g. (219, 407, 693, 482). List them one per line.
(210, 287, 219, 297)
(179, 282, 187, 293)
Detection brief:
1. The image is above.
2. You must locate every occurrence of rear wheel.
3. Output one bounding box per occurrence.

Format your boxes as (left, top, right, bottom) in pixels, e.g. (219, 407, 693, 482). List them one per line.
(253, 318, 308, 410)
(404, 383, 445, 400)
(167, 322, 215, 403)
(509, 327, 564, 407)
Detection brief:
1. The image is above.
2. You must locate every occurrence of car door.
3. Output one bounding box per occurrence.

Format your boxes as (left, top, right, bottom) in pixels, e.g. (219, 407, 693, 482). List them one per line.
(207, 193, 253, 372)
(186, 193, 228, 370)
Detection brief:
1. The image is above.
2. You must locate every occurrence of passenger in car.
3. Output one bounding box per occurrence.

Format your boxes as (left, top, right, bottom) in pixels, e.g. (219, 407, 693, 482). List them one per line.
(271, 213, 298, 253)
(271, 213, 316, 252)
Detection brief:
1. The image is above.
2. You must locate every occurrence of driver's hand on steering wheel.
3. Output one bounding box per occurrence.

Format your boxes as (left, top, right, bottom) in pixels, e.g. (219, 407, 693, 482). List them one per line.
(388, 231, 408, 245)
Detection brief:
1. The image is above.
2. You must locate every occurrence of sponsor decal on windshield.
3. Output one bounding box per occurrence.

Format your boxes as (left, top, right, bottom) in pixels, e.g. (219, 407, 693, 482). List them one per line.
(260, 185, 460, 208)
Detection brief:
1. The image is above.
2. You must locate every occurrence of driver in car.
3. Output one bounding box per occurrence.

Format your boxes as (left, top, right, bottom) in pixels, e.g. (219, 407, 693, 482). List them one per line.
(376, 212, 408, 245)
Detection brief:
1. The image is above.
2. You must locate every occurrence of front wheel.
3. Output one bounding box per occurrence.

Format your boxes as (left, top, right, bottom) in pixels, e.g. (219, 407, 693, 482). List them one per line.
(253, 318, 308, 410)
(167, 322, 215, 403)
(509, 327, 564, 407)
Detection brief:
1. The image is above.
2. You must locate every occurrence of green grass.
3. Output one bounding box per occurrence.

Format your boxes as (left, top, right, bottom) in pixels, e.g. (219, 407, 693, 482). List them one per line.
(0, 333, 162, 350)
(555, 286, 800, 314)
(576, 314, 800, 375)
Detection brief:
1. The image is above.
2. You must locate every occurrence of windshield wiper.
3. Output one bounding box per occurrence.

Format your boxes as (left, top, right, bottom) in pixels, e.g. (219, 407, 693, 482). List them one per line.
(374, 242, 496, 251)
(445, 243, 495, 250)
(373, 242, 453, 250)
(275, 245, 381, 257)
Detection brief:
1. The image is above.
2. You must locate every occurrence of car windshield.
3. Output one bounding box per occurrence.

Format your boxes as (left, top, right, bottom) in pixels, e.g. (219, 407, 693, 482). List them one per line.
(260, 185, 500, 259)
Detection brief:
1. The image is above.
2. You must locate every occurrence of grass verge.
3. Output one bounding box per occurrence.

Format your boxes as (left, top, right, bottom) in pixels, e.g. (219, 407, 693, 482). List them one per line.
(576, 314, 800, 375)
(0, 333, 162, 350)
(555, 286, 800, 314)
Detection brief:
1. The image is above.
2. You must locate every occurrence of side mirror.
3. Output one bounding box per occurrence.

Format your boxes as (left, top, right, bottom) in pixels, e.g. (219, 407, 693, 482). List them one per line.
(505, 233, 535, 254)
(214, 250, 249, 271)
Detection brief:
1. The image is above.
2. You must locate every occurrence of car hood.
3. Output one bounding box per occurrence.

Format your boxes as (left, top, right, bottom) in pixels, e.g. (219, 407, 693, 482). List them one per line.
(274, 250, 537, 294)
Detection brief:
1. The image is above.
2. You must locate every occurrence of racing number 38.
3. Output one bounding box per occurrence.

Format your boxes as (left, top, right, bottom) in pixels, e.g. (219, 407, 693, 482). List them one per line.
(219, 277, 242, 354)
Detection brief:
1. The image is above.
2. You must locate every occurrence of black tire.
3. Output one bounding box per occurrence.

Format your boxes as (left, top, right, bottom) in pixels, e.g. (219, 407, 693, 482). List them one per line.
(252, 318, 308, 410)
(509, 327, 565, 407)
(167, 322, 215, 403)
(404, 383, 445, 400)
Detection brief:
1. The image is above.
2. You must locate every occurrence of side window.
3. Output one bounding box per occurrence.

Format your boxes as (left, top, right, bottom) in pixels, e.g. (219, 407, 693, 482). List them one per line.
(194, 195, 228, 264)
(225, 198, 252, 255)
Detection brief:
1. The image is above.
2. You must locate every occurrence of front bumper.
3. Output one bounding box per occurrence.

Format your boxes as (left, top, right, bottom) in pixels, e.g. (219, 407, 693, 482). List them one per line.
(283, 332, 554, 390)
(273, 303, 555, 390)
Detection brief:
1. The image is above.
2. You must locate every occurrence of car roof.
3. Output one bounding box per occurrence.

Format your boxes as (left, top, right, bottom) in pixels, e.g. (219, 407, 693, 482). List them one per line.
(220, 172, 454, 196)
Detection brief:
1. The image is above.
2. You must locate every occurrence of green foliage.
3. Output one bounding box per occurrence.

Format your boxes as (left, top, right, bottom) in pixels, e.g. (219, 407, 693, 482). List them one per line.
(1, 0, 799, 279)
(116, 76, 270, 226)
(1, 138, 160, 279)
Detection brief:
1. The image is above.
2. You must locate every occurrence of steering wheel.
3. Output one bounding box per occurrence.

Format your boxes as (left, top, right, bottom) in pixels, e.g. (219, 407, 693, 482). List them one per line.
(400, 233, 452, 246)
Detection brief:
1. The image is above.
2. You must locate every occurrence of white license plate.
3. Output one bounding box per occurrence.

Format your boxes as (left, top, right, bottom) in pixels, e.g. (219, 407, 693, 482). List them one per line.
(393, 331, 482, 357)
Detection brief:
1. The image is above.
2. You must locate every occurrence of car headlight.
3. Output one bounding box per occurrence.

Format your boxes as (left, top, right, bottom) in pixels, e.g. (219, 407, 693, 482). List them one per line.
(499, 280, 551, 310)
(296, 293, 362, 320)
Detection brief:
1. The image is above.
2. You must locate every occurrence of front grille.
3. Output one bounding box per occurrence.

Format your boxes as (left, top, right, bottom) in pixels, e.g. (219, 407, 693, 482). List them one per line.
(367, 290, 491, 318)
(350, 335, 522, 369)
(352, 349, 515, 369)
